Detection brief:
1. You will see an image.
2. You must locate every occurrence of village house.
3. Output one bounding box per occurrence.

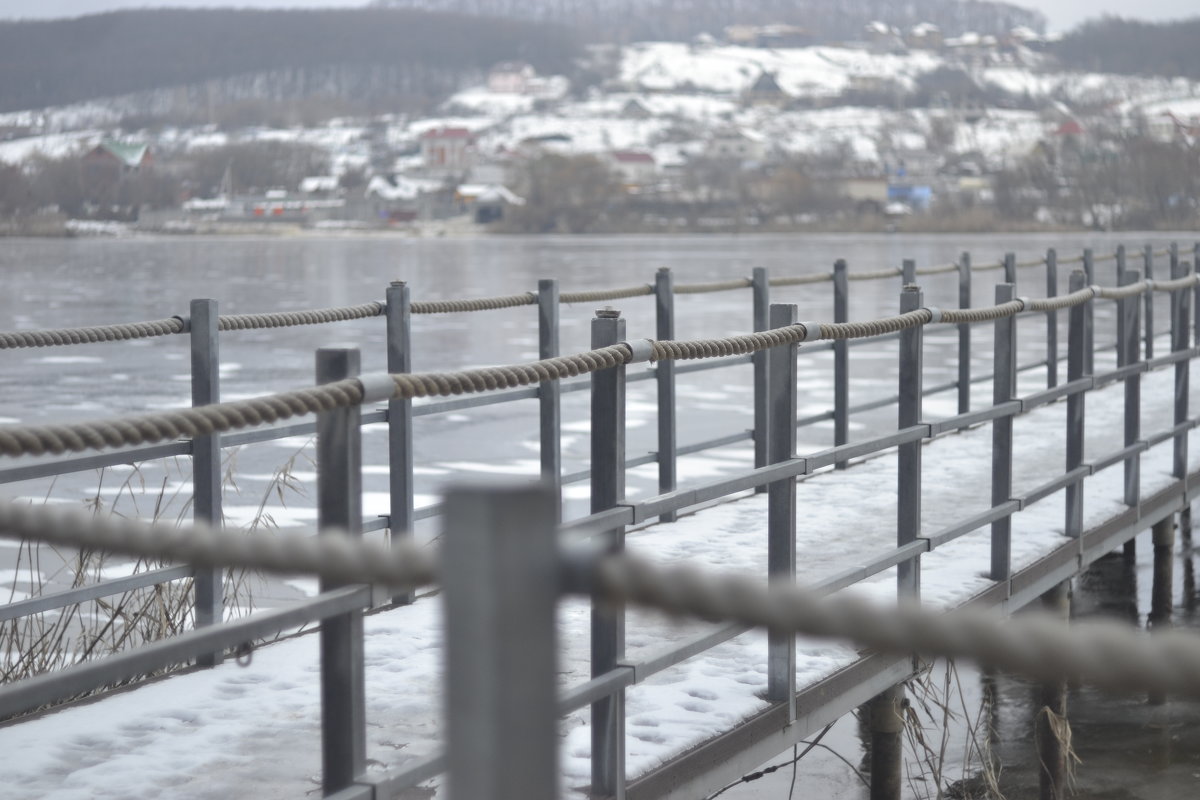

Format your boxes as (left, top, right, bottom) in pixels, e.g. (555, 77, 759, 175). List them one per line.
(420, 127, 475, 177)
(606, 150, 657, 189)
(487, 61, 536, 94)
(906, 22, 943, 51)
(743, 71, 789, 108)
(706, 128, 766, 164)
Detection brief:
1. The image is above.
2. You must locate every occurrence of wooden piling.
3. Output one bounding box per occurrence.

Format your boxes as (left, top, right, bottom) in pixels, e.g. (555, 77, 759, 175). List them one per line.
(1148, 515, 1175, 705)
(868, 685, 905, 800)
(1037, 581, 1070, 800)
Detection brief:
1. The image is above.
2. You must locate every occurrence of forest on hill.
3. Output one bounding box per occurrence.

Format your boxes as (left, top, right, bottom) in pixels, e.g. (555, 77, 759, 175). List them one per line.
(1051, 17, 1200, 81)
(374, 0, 1046, 41)
(0, 7, 578, 113)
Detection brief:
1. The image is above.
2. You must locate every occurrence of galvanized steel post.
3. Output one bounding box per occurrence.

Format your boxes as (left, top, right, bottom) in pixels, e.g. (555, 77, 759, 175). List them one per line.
(538, 279, 563, 519)
(767, 303, 798, 710)
(991, 284, 1016, 582)
(1118, 267, 1142, 508)
(1065, 270, 1088, 539)
(1143, 245, 1155, 359)
(752, 266, 770, 487)
(316, 348, 367, 796)
(957, 252, 972, 415)
(1083, 249, 1095, 376)
(386, 282, 415, 606)
(655, 268, 678, 522)
(898, 285, 923, 601)
(1045, 249, 1058, 389)
(902, 258, 915, 285)
(444, 484, 558, 800)
(1004, 252, 1016, 285)
(189, 298, 223, 667)
(591, 307, 626, 799)
(1171, 257, 1191, 486)
(833, 259, 850, 467)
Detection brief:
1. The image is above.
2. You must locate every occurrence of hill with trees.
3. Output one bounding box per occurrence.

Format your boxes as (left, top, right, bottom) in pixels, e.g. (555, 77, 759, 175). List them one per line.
(374, 0, 1045, 41)
(0, 7, 578, 114)
(1051, 17, 1200, 81)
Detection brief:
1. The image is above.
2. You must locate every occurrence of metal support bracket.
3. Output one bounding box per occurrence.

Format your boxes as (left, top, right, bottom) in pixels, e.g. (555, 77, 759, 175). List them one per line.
(622, 338, 656, 364)
(358, 373, 396, 404)
(799, 322, 821, 341)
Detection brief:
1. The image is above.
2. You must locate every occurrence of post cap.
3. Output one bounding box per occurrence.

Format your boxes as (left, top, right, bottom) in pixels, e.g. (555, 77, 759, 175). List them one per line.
(390, 280, 406, 287)
(595, 306, 621, 319)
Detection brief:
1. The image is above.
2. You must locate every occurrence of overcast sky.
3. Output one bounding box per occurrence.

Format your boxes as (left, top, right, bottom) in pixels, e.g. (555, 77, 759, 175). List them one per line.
(1, 0, 1196, 33)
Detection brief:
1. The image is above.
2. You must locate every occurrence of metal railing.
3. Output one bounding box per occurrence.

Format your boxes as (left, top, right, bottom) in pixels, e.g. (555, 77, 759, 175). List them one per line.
(0, 241, 1197, 799)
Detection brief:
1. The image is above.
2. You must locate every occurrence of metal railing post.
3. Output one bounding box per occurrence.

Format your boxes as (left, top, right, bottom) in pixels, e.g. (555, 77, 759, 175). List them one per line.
(1045, 249, 1058, 388)
(767, 303, 798, 710)
(902, 258, 915, 285)
(898, 285, 923, 602)
(833, 260, 849, 467)
(386, 282, 414, 606)
(316, 348, 367, 796)
(538, 279, 563, 520)
(190, 299, 223, 667)
(752, 267, 770, 487)
(1066, 270, 1088, 539)
(958, 252, 972, 415)
(1083, 249, 1095, 376)
(1003, 252, 1016, 285)
(591, 307, 626, 799)
(1118, 267, 1142, 508)
(991, 284, 1016, 582)
(655, 268, 677, 522)
(1172, 257, 1191, 484)
(1115, 244, 1126, 285)
(1143, 245, 1155, 359)
(444, 484, 558, 800)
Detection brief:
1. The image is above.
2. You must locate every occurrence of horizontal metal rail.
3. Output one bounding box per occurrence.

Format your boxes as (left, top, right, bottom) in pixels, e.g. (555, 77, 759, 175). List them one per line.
(0, 565, 194, 622)
(0, 585, 371, 720)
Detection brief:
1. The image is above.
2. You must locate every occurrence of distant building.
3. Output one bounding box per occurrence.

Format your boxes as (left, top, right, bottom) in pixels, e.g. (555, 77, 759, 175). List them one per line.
(606, 150, 657, 188)
(420, 127, 474, 176)
(488, 62, 536, 94)
(706, 128, 766, 163)
(906, 22, 943, 50)
(454, 183, 525, 223)
(744, 71, 788, 107)
(82, 139, 152, 179)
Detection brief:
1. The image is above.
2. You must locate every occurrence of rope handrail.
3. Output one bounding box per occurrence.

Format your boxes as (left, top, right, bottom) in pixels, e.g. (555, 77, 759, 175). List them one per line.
(3, 272, 1198, 459)
(218, 302, 386, 330)
(1, 499, 1200, 698)
(770, 272, 835, 286)
(914, 262, 959, 276)
(560, 285, 655, 304)
(0, 318, 186, 349)
(411, 294, 536, 314)
(674, 278, 754, 294)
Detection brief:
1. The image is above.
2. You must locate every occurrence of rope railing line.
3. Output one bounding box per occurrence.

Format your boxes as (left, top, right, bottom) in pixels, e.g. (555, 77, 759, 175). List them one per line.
(846, 267, 903, 281)
(1057, 254, 1086, 265)
(411, 294, 536, 314)
(913, 262, 960, 276)
(2, 271, 1196, 458)
(769, 273, 835, 287)
(0, 502, 437, 589)
(586, 553, 1200, 698)
(218, 302, 386, 330)
(972, 260, 1006, 272)
(1093, 251, 1119, 263)
(2, 496, 1200, 699)
(0, 318, 186, 349)
(674, 278, 754, 295)
(0, 379, 366, 457)
(559, 285, 655, 304)
(1015, 256, 1047, 269)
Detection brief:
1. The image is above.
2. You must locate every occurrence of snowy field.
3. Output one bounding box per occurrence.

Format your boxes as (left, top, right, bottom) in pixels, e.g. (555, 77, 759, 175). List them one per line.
(0, 347, 1196, 799)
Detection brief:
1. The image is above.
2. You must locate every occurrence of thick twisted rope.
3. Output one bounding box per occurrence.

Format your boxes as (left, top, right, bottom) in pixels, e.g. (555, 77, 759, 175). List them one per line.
(411, 294, 536, 314)
(914, 262, 960, 276)
(0, 502, 436, 589)
(674, 278, 753, 294)
(847, 267, 902, 281)
(588, 553, 1200, 698)
(560, 285, 655, 304)
(769, 273, 834, 287)
(1015, 256, 1047, 269)
(0, 318, 186, 349)
(218, 302, 385, 330)
(0, 379, 364, 457)
(1024, 288, 1097, 312)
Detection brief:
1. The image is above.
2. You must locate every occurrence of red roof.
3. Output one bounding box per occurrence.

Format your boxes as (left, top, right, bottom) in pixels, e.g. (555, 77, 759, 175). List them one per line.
(611, 150, 654, 164)
(1055, 120, 1084, 136)
(421, 127, 473, 140)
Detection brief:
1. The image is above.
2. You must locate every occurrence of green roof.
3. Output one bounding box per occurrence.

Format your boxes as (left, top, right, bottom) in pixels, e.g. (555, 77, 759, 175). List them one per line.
(99, 139, 149, 167)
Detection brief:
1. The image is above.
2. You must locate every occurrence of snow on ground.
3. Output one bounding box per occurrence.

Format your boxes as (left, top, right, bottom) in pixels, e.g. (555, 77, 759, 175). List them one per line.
(618, 43, 944, 99)
(0, 355, 1195, 798)
(0, 130, 104, 165)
